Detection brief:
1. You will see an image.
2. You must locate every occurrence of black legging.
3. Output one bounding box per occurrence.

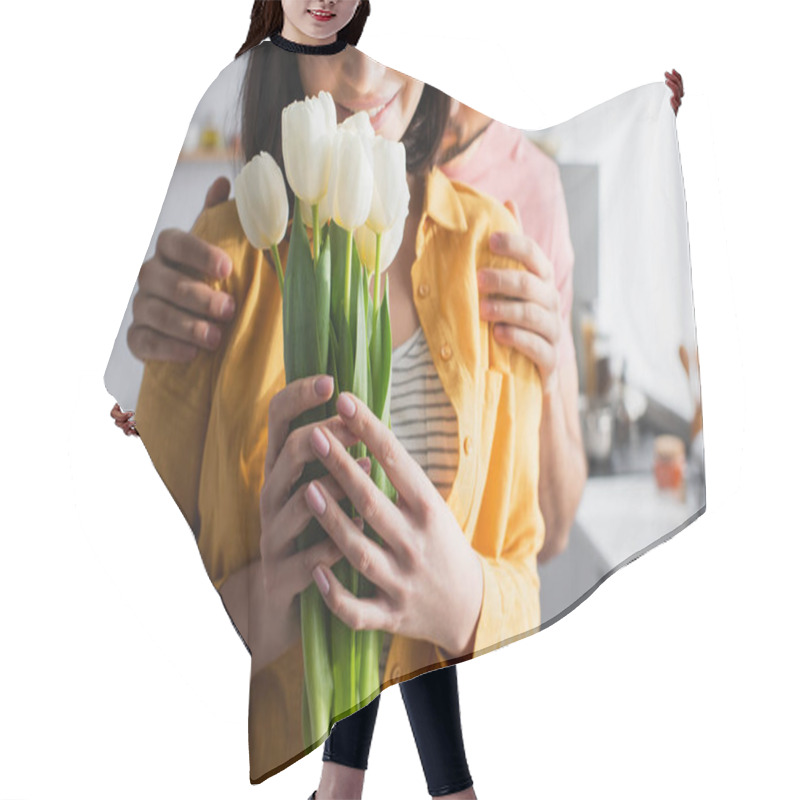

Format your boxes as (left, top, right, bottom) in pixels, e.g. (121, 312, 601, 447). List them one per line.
(322, 664, 473, 797)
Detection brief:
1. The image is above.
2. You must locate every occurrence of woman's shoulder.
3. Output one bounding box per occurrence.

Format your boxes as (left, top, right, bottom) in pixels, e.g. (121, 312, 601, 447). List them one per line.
(435, 174, 530, 289)
(446, 175, 523, 240)
(194, 198, 245, 244)
(194, 197, 260, 273)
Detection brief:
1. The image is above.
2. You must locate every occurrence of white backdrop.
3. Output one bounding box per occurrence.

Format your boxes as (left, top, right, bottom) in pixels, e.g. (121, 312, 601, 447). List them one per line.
(1, 1, 796, 798)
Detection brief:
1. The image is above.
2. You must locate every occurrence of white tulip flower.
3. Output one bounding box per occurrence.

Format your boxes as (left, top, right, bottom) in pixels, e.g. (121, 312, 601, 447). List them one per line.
(341, 109, 376, 141)
(234, 151, 289, 250)
(281, 91, 337, 205)
(367, 137, 409, 235)
(355, 212, 405, 278)
(329, 124, 374, 232)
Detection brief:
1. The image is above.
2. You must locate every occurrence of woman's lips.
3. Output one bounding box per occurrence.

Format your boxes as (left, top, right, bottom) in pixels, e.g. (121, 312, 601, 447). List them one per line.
(336, 92, 399, 130)
(308, 9, 335, 22)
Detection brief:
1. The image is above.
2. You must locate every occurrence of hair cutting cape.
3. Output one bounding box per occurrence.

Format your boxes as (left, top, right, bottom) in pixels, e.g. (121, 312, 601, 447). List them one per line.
(104, 35, 705, 784)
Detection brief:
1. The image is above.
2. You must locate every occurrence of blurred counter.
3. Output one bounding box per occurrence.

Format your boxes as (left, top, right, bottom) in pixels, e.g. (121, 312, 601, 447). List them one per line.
(538, 421, 705, 626)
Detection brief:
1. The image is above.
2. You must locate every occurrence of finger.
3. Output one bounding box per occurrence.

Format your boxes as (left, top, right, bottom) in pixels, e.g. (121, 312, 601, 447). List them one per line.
(203, 176, 231, 211)
(264, 375, 334, 476)
(138, 255, 236, 324)
(264, 388, 368, 502)
(487, 231, 553, 282)
(665, 71, 684, 102)
(132, 291, 229, 354)
(263, 412, 362, 515)
(667, 79, 681, 101)
(493, 323, 558, 375)
(304, 477, 396, 593)
(311, 563, 392, 633)
(112, 410, 134, 427)
(306, 424, 406, 549)
(127, 323, 199, 363)
(481, 296, 560, 344)
(477, 266, 551, 305)
(283, 535, 347, 598)
(333, 393, 430, 520)
(111, 405, 135, 431)
(266, 457, 371, 558)
(154, 227, 232, 282)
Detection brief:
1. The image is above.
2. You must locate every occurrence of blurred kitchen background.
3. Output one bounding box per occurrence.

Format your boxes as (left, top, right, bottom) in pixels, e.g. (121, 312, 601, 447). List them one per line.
(105, 66, 704, 629)
(527, 83, 706, 625)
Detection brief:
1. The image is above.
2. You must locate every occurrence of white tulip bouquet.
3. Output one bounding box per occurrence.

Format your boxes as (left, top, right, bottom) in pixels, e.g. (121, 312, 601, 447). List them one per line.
(234, 91, 410, 748)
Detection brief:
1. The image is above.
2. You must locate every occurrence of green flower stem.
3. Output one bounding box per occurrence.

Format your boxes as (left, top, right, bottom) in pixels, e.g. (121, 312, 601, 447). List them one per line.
(359, 628, 383, 708)
(312, 203, 320, 265)
(302, 670, 311, 751)
(346, 442, 366, 717)
(344, 228, 353, 328)
(331, 578, 358, 719)
(300, 556, 333, 748)
(271, 243, 284, 296)
(372, 232, 382, 339)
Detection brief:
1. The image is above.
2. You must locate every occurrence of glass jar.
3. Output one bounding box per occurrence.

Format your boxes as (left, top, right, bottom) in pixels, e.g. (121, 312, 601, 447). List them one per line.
(653, 434, 686, 492)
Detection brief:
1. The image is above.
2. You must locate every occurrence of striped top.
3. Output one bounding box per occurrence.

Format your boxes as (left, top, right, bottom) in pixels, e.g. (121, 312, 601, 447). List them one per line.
(377, 324, 460, 682)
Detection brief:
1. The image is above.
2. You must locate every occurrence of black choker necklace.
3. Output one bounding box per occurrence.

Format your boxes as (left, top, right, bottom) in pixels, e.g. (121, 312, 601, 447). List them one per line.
(271, 32, 348, 55)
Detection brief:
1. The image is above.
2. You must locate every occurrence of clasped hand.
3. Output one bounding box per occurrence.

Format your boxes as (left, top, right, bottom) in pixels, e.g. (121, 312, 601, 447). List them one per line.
(306, 392, 484, 659)
(478, 201, 563, 396)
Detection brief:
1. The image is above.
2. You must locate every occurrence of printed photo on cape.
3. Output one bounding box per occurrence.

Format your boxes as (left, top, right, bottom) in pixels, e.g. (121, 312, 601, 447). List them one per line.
(104, 38, 704, 783)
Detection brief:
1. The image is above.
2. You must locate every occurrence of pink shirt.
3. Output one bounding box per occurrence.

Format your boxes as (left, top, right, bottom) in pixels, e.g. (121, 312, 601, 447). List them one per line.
(439, 120, 577, 366)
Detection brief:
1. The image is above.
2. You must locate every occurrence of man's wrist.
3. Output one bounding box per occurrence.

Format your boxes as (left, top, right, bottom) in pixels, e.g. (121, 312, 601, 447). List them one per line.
(541, 367, 562, 401)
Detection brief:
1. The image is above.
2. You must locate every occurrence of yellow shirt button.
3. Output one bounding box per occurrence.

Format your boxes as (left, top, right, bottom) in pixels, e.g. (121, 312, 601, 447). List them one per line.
(418, 283, 431, 298)
(440, 343, 452, 361)
(464, 435, 473, 455)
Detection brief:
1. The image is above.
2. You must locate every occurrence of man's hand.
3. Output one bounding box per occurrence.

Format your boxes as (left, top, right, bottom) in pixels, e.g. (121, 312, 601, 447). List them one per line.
(665, 69, 684, 116)
(127, 176, 236, 363)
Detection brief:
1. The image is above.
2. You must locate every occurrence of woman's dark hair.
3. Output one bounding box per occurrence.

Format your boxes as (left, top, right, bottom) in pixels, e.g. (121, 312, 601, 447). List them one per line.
(235, 2, 451, 180)
(236, 0, 371, 58)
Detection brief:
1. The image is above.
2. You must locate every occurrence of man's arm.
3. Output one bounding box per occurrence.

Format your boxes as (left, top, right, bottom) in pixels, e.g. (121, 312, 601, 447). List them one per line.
(536, 170, 587, 562)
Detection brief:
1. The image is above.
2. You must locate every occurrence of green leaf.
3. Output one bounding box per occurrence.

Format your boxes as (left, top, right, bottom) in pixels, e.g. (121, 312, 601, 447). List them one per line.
(366, 342, 373, 410)
(369, 279, 393, 422)
(285, 198, 330, 550)
(348, 235, 363, 336)
(334, 303, 354, 393)
(330, 221, 348, 323)
(362, 258, 370, 346)
(358, 628, 383, 708)
(329, 324, 341, 399)
(352, 262, 369, 408)
(284, 195, 318, 387)
(300, 582, 333, 747)
(315, 227, 332, 375)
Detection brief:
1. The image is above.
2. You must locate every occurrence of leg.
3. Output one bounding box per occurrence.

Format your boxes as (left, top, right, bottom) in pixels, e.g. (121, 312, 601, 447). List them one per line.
(400, 665, 476, 798)
(316, 693, 382, 800)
